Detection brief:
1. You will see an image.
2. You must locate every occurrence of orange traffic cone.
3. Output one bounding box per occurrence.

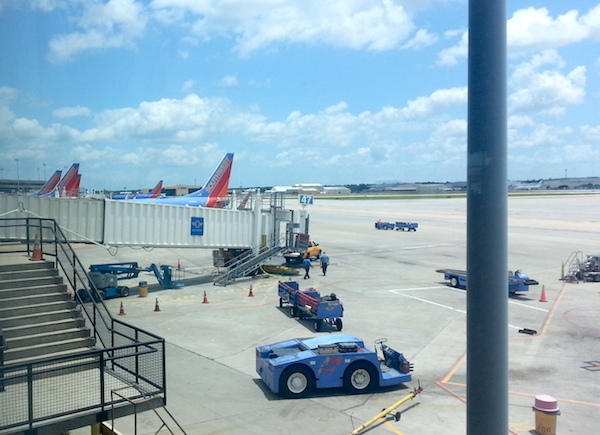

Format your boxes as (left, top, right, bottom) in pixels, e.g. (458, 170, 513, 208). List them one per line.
(30, 233, 44, 261)
(539, 285, 547, 302)
(118, 301, 126, 315)
(177, 258, 181, 270)
(248, 285, 254, 297)
(202, 291, 209, 304)
(154, 298, 161, 312)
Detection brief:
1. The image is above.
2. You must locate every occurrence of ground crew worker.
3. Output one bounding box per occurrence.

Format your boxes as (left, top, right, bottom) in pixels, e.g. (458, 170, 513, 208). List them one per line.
(320, 252, 330, 276)
(303, 257, 311, 279)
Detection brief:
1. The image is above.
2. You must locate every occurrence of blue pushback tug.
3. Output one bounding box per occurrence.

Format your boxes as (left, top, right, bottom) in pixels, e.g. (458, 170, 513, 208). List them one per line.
(256, 334, 413, 398)
(436, 268, 538, 295)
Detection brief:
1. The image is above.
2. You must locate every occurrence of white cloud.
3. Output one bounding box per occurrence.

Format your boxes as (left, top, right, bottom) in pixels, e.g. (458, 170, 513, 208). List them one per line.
(28, 0, 65, 12)
(402, 28, 438, 50)
(508, 7, 592, 56)
(47, 0, 148, 63)
(53, 106, 91, 118)
(580, 125, 600, 142)
(436, 30, 467, 66)
(401, 87, 467, 119)
(181, 80, 195, 92)
(217, 75, 239, 87)
(509, 51, 586, 115)
(152, 0, 416, 56)
(508, 122, 573, 150)
(438, 5, 600, 66)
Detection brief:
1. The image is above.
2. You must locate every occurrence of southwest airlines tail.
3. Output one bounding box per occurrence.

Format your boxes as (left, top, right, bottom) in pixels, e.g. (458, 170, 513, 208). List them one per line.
(40, 163, 80, 197)
(187, 153, 233, 207)
(148, 180, 163, 198)
(134, 153, 233, 207)
(114, 180, 163, 200)
(33, 170, 62, 196)
(65, 174, 81, 197)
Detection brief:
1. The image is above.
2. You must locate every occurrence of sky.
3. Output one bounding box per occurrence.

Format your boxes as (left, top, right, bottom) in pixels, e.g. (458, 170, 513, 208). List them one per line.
(0, 0, 599, 191)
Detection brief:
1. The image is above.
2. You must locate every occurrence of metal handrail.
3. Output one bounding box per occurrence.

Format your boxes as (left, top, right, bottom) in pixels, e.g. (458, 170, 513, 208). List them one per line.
(0, 217, 167, 433)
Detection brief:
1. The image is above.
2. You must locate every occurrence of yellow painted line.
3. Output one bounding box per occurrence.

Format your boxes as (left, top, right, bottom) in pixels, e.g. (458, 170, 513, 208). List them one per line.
(509, 390, 600, 409)
(537, 281, 568, 336)
(440, 353, 466, 384)
(384, 420, 404, 434)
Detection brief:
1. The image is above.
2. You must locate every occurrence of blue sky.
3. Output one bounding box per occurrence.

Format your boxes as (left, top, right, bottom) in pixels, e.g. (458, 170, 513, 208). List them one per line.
(1, 0, 599, 191)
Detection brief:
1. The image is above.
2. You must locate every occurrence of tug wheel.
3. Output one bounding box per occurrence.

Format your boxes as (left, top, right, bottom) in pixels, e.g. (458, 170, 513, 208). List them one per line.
(280, 365, 314, 398)
(343, 361, 376, 393)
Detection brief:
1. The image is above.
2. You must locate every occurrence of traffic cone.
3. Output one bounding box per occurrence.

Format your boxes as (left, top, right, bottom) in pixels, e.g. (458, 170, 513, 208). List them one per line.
(118, 301, 126, 316)
(177, 258, 181, 270)
(202, 291, 209, 304)
(30, 233, 44, 261)
(539, 285, 547, 302)
(154, 298, 161, 312)
(248, 285, 254, 297)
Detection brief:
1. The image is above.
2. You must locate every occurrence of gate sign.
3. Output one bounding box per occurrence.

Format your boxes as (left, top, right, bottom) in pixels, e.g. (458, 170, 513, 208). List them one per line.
(299, 195, 314, 205)
(190, 217, 204, 236)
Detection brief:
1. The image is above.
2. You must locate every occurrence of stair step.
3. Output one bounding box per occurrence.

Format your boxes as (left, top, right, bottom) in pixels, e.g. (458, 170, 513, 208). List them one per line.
(0, 276, 63, 290)
(0, 299, 76, 318)
(5, 327, 91, 348)
(0, 308, 80, 328)
(2, 317, 86, 338)
(0, 291, 71, 309)
(0, 268, 58, 281)
(0, 261, 55, 274)
(3, 336, 96, 363)
(0, 283, 68, 299)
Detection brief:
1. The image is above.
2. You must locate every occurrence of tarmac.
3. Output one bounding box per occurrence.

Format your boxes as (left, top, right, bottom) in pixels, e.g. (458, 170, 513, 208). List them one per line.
(57, 192, 600, 435)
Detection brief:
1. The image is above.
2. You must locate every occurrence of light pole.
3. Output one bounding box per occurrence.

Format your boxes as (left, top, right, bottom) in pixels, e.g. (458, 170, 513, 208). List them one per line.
(43, 163, 46, 179)
(15, 159, 20, 192)
(38, 167, 40, 180)
(564, 169, 567, 179)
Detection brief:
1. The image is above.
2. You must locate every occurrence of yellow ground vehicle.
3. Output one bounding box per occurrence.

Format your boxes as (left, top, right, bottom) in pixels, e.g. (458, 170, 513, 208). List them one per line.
(284, 239, 322, 264)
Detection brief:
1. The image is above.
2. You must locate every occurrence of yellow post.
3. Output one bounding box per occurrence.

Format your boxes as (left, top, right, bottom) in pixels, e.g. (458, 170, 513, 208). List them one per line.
(349, 385, 423, 435)
(560, 263, 564, 280)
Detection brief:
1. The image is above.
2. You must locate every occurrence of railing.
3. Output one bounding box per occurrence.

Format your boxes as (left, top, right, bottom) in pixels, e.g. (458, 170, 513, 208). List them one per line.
(213, 244, 288, 286)
(0, 217, 166, 433)
(0, 333, 5, 393)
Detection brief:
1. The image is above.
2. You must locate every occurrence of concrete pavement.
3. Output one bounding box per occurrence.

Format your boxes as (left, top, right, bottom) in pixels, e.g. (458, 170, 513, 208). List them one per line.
(66, 193, 600, 434)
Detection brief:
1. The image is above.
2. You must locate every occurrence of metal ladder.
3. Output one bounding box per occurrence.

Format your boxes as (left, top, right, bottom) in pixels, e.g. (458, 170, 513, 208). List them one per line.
(110, 385, 187, 435)
(213, 245, 288, 286)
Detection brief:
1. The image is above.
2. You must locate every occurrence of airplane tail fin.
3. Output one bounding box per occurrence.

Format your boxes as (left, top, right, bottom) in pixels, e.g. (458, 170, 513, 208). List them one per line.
(149, 180, 163, 198)
(41, 163, 79, 197)
(65, 174, 81, 197)
(186, 153, 233, 208)
(34, 170, 62, 196)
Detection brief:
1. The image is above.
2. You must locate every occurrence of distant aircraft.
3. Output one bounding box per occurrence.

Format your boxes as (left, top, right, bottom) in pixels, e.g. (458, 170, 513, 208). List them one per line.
(514, 180, 543, 191)
(113, 180, 163, 200)
(40, 163, 80, 197)
(132, 153, 233, 207)
(65, 174, 81, 197)
(32, 170, 62, 196)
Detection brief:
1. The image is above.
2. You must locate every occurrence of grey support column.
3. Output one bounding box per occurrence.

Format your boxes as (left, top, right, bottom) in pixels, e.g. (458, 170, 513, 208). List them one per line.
(467, 0, 508, 434)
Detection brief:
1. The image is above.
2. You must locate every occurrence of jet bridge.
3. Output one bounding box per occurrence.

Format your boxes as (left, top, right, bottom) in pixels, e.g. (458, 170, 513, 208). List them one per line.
(0, 193, 293, 250)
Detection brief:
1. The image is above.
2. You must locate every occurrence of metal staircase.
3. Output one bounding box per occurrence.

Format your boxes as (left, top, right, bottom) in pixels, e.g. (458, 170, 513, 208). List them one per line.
(0, 261, 94, 365)
(0, 217, 167, 435)
(213, 245, 288, 286)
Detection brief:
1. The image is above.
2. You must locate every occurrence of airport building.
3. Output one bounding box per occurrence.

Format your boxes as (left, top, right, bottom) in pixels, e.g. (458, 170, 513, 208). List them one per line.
(0, 179, 45, 194)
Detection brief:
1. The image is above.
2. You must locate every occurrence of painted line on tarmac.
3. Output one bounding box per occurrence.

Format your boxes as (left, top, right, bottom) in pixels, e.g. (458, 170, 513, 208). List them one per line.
(389, 286, 447, 291)
(384, 420, 404, 434)
(392, 290, 523, 329)
(508, 300, 548, 312)
(392, 292, 466, 314)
